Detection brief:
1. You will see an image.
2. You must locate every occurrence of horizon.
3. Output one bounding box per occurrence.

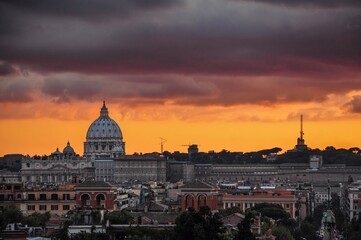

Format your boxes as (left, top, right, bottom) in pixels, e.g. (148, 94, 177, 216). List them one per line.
(1, 1, 360, 156)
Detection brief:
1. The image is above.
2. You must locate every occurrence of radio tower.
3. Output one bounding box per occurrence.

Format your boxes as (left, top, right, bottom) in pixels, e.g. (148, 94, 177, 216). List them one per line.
(300, 114, 304, 141)
(159, 137, 167, 154)
(295, 114, 308, 151)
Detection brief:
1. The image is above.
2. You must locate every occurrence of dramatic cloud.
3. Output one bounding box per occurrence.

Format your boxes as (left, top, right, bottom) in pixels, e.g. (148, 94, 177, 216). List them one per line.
(0, 0, 360, 112)
(0, 78, 35, 103)
(343, 95, 361, 113)
(0, 0, 359, 77)
(0, 62, 16, 76)
(239, 0, 361, 8)
(0, 0, 180, 21)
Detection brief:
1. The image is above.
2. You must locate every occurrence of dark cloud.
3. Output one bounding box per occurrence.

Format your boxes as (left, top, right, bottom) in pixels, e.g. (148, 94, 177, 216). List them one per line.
(42, 78, 102, 103)
(40, 75, 214, 104)
(0, 0, 180, 22)
(0, 0, 359, 79)
(0, 79, 34, 103)
(0, 0, 360, 108)
(343, 96, 361, 113)
(36, 75, 361, 107)
(239, 0, 361, 8)
(0, 62, 16, 76)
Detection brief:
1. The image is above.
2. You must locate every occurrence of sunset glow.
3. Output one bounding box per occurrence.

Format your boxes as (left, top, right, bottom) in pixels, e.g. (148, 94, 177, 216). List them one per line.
(1, 0, 361, 156)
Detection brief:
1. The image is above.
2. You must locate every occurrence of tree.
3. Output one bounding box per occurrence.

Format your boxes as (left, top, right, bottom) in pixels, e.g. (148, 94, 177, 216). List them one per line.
(251, 203, 290, 220)
(173, 207, 225, 240)
(219, 207, 243, 217)
(271, 225, 294, 240)
(105, 210, 133, 224)
(0, 206, 24, 229)
(349, 214, 361, 240)
(234, 212, 255, 240)
(24, 212, 51, 228)
(51, 220, 72, 240)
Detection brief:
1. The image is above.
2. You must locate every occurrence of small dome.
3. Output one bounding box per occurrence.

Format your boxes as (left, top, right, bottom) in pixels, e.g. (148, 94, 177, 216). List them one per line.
(86, 101, 123, 140)
(63, 141, 75, 155)
(52, 148, 62, 155)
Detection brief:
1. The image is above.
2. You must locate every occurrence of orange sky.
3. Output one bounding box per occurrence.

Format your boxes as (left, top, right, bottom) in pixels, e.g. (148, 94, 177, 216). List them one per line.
(1, 100, 361, 156)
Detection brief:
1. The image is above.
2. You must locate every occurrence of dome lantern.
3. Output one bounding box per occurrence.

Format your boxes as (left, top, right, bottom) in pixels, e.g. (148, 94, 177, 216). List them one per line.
(100, 100, 109, 118)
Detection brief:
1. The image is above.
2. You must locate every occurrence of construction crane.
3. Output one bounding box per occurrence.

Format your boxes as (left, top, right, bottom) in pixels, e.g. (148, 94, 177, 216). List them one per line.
(159, 137, 167, 154)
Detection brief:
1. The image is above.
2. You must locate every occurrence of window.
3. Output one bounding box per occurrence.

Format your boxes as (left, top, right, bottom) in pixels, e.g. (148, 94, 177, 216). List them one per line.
(63, 205, 70, 210)
(51, 194, 58, 200)
(28, 194, 35, 200)
(39, 205, 47, 211)
(0, 195, 4, 201)
(63, 194, 70, 200)
(286, 204, 290, 209)
(39, 194, 47, 200)
(51, 205, 58, 210)
(27, 205, 35, 211)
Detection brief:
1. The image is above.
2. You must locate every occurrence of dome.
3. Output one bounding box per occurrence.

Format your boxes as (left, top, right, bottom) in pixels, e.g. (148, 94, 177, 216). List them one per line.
(52, 148, 62, 155)
(63, 141, 75, 155)
(86, 101, 123, 140)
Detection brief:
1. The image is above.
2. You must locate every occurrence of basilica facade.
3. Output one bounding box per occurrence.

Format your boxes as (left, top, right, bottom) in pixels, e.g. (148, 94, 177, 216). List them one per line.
(21, 101, 166, 184)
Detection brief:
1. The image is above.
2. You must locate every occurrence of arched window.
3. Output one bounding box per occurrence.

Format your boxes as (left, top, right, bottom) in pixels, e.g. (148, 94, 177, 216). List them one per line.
(96, 194, 106, 207)
(81, 194, 91, 206)
(185, 194, 195, 209)
(197, 194, 207, 207)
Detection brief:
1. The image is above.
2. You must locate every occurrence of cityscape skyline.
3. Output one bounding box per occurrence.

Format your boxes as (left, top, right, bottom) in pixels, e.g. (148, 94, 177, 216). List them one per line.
(1, 0, 361, 156)
(1, 101, 361, 156)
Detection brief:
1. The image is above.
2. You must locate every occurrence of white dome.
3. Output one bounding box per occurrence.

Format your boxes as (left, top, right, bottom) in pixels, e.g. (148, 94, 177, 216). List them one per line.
(84, 101, 125, 158)
(86, 102, 123, 140)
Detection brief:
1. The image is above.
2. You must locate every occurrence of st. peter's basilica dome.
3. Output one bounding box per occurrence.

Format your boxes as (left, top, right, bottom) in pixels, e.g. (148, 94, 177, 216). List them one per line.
(84, 101, 125, 158)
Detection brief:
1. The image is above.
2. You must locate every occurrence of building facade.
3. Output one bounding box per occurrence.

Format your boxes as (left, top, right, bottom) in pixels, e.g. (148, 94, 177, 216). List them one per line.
(75, 181, 117, 210)
(166, 161, 194, 183)
(222, 189, 297, 219)
(180, 180, 220, 211)
(113, 155, 166, 183)
(95, 159, 114, 182)
(342, 181, 361, 221)
(20, 183, 76, 216)
(21, 156, 95, 184)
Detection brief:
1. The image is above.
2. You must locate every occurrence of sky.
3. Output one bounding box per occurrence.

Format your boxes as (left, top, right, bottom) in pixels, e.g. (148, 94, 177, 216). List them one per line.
(0, 0, 361, 156)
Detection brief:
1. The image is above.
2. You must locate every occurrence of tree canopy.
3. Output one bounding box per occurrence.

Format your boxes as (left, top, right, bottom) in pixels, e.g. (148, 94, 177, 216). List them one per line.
(173, 206, 225, 240)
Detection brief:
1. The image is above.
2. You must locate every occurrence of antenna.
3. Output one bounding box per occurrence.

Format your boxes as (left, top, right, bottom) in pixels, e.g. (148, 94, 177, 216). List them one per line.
(300, 115, 303, 140)
(159, 137, 167, 154)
